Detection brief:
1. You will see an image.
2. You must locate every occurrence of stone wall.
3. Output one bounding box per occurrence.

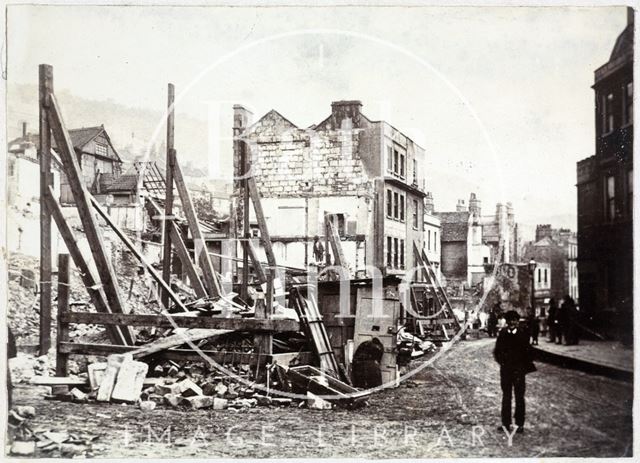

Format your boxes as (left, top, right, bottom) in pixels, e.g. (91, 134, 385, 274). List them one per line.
(245, 110, 372, 198)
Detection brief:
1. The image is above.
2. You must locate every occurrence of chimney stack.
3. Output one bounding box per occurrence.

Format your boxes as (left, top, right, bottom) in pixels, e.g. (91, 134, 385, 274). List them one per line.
(469, 192, 481, 216)
(628, 6, 634, 25)
(424, 191, 435, 214)
(330, 100, 363, 129)
(456, 199, 466, 212)
(22, 122, 27, 138)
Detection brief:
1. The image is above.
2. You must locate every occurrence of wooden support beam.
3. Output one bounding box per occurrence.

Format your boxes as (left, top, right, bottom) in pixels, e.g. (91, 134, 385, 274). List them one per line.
(47, 92, 135, 346)
(373, 178, 386, 273)
(161, 83, 176, 309)
(46, 189, 129, 345)
(39, 64, 53, 355)
(245, 239, 267, 284)
(325, 214, 346, 267)
(90, 195, 190, 313)
(59, 311, 300, 331)
(128, 328, 229, 359)
(241, 141, 250, 301)
(247, 176, 277, 268)
(57, 342, 264, 365)
(172, 159, 222, 298)
(55, 254, 70, 377)
(146, 198, 207, 298)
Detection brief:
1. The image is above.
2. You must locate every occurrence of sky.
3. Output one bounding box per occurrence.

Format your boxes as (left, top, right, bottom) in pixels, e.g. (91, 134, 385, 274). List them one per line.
(5, 4, 630, 233)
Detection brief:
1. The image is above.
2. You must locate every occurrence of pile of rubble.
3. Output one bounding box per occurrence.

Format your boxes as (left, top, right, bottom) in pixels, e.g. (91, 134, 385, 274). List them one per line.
(8, 406, 98, 458)
(42, 353, 343, 412)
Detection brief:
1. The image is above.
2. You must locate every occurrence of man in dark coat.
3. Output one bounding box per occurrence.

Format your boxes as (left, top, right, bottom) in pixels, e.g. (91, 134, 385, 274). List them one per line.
(547, 298, 557, 343)
(494, 310, 535, 434)
(351, 337, 384, 388)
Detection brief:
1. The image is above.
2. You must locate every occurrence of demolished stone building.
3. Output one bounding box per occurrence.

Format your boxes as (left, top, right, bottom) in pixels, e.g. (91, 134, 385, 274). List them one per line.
(232, 100, 427, 277)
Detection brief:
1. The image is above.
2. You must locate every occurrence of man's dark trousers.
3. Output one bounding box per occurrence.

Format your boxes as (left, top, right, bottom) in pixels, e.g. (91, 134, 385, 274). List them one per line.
(500, 367, 525, 428)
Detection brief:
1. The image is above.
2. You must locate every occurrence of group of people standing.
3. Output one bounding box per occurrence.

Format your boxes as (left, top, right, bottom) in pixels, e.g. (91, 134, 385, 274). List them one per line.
(546, 296, 580, 345)
(486, 295, 579, 346)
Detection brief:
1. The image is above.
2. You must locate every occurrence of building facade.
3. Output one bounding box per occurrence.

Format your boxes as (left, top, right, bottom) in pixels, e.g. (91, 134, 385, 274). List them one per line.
(233, 100, 427, 277)
(434, 192, 517, 288)
(423, 193, 441, 279)
(576, 10, 633, 340)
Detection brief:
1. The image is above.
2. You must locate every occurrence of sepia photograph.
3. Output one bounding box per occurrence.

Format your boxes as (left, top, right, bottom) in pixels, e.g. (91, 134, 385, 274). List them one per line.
(1, 1, 635, 459)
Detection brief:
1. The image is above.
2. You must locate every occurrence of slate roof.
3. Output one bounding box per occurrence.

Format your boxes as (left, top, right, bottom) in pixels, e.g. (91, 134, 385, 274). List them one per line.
(105, 174, 139, 193)
(8, 125, 122, 163)
(433, 211, 470, 242)
(610, 22, 633, 60)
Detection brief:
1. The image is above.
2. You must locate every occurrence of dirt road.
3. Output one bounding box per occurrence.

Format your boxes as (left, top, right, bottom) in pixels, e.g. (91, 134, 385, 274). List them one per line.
(12, 338, 633, 458)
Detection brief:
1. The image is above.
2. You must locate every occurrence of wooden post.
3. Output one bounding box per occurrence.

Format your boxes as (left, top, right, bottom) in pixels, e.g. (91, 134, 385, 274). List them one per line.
(56, 254, 69, 377)
(39, 64, 53, 355)
(373, 178, 386, 275)
(172, 160, 222, 298)
(161, 83, 175, 309)
(241, 139, 250, 302)
(254, 268, 273, 370)
(47, 92, 134, 345)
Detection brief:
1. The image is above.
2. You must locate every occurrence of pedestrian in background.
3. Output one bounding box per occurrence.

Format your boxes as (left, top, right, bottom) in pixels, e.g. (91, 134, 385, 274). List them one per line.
(527, 307, 539, 345)
(494, 310, 536, 434)
(547, 298, 558, 343)
(487, 302, 500, 337)
(312, 235, 325, 265)
(563, 296, 580, 345)
(555, 298, 567, 345)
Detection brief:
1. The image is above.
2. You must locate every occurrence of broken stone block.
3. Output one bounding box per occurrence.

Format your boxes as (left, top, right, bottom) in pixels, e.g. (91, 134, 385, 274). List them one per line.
(14, 405, 36, 418)
(185, 395, 213, 410)
(154, 381, 181, 396)
(70, 388, 87, 402)
(177, 379, 202, 398)
(110, 357, 148, 403)
(201, 382, 217, 396)
(10, 441, 35, 456)
(253, 394, 272, 406)
(51, 385, 69, 396)
(164, 393, 183, 407)
(307, 392, 332, 410)
(271, 398, 292, 407)
(214, 383, 227, 397)
(97, 354, 128, 402)
(147, 394, 164, 404)
(213, 398, 228, 410)
(139, 400, 157, 412)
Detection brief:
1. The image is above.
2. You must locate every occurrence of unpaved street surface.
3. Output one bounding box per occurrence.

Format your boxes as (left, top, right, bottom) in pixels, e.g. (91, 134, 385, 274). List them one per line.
(12, 338, 632, 458)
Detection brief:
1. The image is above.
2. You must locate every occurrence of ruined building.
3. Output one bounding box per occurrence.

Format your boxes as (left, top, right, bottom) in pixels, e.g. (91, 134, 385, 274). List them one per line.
(232, 100, 426, 277)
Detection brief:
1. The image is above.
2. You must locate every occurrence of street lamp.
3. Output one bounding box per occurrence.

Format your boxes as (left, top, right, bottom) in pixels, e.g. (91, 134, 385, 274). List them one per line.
(528, 258, 537, 313)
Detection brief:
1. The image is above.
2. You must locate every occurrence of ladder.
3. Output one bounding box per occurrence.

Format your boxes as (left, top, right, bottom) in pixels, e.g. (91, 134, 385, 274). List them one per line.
(289, 285, 342, 381)
(412, 242, 462, 342)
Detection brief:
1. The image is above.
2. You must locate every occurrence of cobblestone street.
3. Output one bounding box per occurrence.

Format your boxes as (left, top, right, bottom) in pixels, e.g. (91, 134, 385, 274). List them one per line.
(14, 338, 633, 458)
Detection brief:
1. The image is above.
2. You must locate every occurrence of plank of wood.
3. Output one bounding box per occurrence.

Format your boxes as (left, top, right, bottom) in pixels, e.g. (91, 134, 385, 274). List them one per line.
(47, 92, 134, 345)
(247, 176, 276, 268)
(161, 84, 176, 309)
(128, 329, 230, 359)
(245, 239, 267, 284)
(60, 312, 300, 331)
(146, 198, 207, 298)
(46, 190, 128, 345)
(55, 254, 70, 377)
(39, 64, 53, 356)
(90, 195, 189, 313)
(30, 376, 87, 386)
(172, 160, 222, 298)
(325, 215, 346, 267)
